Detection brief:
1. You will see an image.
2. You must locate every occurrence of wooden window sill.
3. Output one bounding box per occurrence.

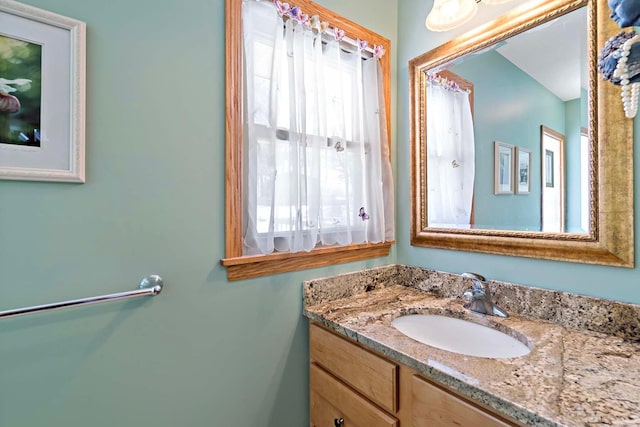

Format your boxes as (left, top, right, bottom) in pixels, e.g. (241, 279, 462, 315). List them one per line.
(221, 241, 394, 281)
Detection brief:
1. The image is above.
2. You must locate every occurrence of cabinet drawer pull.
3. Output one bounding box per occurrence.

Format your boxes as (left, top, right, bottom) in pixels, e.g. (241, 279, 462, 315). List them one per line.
(334, 418, 344, 426)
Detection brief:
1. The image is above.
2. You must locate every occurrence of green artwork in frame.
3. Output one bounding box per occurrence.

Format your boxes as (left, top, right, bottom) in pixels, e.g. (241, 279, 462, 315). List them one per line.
(0, 33, 42, 147)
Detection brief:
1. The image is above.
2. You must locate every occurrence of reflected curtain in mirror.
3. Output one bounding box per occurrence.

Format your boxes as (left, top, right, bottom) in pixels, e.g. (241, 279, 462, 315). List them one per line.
(426, 72, 475, 227)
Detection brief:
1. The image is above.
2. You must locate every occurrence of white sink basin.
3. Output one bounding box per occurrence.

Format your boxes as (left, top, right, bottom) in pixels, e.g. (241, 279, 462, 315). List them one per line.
(391, 314, 531, 359)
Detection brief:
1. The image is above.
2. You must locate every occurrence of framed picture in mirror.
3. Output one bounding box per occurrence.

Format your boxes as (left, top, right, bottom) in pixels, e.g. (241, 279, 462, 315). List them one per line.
(516, 147, 532, 194)
(494, 141, 514, 195)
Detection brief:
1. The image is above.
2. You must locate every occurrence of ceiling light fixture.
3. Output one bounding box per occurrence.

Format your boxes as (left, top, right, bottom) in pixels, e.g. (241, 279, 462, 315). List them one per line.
(425, 0, 513, 32)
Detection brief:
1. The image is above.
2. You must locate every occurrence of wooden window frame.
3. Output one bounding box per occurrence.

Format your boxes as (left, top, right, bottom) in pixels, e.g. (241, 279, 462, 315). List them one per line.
(221, 0, 393, 281)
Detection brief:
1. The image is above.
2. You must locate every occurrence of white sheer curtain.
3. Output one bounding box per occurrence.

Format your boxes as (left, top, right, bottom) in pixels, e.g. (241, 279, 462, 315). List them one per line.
(426, 81, 475, 227)
(242, 1, 394, 255)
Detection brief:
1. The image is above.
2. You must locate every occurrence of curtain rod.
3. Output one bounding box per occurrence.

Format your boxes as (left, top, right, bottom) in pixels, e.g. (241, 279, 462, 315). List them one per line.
(427, 74, 470, 93)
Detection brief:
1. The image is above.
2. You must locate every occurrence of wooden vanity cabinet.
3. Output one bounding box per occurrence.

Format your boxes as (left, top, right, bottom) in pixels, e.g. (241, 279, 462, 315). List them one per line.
(309, 322, 522, 427)
(412, 375, 517, 427)
(310, 363, 398, 427)
(309, 323, 399, 426)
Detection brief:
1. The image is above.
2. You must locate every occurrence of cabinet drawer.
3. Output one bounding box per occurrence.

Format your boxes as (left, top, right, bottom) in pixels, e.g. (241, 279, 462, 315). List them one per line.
(412, 375, 518, 427)
(309, 323, 398, 413)
(310, 363, 398, 427)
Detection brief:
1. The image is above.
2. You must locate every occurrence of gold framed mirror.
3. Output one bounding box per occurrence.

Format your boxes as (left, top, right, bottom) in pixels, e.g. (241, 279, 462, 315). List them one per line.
(409, 0, 634, 267)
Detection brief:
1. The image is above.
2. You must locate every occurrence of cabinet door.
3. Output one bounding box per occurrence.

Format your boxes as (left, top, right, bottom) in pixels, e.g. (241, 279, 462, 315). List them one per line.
(310, 323, 398, 413)
(412, 375, 517, 427)
(310, 363, 398, 427)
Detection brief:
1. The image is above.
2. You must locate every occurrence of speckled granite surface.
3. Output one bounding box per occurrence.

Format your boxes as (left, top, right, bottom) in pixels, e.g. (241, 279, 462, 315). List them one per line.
(303, 265, 640, 427)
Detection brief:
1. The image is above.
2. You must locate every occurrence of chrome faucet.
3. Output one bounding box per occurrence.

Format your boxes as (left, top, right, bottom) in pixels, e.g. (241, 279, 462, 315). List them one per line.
(461, 272, 508, 318)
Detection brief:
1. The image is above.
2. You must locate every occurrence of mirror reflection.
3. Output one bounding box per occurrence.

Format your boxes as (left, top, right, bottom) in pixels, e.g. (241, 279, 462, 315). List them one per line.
(425, 6, 588, 233)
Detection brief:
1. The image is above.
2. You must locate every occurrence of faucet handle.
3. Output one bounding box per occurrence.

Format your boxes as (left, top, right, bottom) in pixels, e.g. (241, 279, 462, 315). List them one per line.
(461, 272, 487, 291)
(461, 272, 486, 282)
(460, 272, 508, 318)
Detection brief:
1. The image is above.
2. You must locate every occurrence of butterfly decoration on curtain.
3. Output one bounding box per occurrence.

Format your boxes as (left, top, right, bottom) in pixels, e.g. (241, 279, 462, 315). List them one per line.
(359, 207, 370, 221)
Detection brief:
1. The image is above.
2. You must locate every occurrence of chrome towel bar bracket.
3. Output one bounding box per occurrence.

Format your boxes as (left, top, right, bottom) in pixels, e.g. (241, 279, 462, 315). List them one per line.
(0, 275, 164, 319)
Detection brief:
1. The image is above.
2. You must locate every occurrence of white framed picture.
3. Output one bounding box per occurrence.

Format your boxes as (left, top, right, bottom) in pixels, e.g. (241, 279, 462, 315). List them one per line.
(516, 147, 532, 194)
(494, 141, 514, 195)
(0, 0, 85, 182)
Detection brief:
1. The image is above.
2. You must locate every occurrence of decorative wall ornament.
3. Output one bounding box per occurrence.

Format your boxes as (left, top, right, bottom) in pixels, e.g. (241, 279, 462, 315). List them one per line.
(597, 0, 640, 117)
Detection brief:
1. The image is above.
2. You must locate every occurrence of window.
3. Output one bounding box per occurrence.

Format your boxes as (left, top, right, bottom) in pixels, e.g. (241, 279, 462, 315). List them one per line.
(222, 0, 394, 280)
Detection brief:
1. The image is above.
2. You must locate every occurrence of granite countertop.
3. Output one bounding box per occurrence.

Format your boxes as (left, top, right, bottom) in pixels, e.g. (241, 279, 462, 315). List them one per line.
(303, 265, 640, 427)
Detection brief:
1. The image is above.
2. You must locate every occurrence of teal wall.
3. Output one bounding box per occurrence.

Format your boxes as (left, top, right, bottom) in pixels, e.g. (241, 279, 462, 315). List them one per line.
(450, 50, 565, 230)
(398, 0, 640, 304)
(0, 1, 397, 426)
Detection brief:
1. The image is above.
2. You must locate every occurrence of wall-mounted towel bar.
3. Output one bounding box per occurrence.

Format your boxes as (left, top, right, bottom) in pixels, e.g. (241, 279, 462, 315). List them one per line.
(0, 275, 163, 319)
